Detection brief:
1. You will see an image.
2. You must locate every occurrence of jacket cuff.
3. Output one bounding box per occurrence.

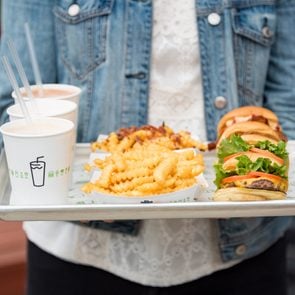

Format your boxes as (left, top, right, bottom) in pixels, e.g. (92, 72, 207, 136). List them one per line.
(72, 220, 141, 236)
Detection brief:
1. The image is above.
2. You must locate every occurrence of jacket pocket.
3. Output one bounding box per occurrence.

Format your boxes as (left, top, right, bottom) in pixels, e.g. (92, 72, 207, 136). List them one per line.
(231, 4, 277, 105)
(53, 0, 114, 80)
(218, 217, 291, 262)
(232, 4, 277, 46)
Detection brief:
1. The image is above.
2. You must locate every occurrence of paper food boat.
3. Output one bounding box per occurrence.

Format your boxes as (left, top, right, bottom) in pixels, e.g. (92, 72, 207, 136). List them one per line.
(84, 150, 208, 204)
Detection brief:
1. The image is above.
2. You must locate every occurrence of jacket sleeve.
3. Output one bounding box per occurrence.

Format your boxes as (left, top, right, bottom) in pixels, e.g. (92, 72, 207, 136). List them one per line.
(0, 0, 57, 148)
(264, 0, 295, 139)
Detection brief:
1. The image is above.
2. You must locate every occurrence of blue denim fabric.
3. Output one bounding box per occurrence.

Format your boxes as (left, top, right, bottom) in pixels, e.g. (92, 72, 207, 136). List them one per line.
(0, 0, 294, 262)
(73, 219, 141, 236)
(195, 0, 295, 261)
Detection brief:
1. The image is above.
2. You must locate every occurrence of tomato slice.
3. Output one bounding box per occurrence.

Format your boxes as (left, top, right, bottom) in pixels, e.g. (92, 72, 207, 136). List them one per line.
(221, 171, 284, 184)
(247, 171, 283, 182)
(250, 148, 284, 165)
(221, 174, 259, 184)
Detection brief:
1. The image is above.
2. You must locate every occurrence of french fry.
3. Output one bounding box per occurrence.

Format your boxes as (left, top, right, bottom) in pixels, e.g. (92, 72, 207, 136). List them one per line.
(83, 146, 205, 196)
(92, 124, 208, 152)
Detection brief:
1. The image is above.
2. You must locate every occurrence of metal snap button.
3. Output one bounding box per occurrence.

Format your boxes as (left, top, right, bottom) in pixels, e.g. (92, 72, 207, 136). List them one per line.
(262, 26, 273, 38)
(68, 4, 80, 17)
(214, 96, 227, 109)
(208, 13, 221, 26)
(235, 244, 247, 256)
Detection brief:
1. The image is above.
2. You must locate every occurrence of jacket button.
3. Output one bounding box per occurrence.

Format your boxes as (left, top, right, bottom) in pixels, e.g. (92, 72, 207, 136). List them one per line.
(214, 96, 227, 109)
(208, 13, 221, 26)
(262, 26, 273, 38)
(68, 4, 80, 17)
(235, 244, 247, 256)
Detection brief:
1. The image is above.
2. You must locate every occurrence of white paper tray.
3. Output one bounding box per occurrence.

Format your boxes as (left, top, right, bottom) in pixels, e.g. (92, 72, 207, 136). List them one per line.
(1, 142, 295, 221)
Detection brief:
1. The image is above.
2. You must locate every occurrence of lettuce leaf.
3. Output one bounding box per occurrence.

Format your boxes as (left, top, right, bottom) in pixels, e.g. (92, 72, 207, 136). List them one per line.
(214, 163, 234, 188)
(236, 155, 287, 177)
(217, 135, 250, 161)
(255, 140, 288, 160)
(217, 135, 288, 162)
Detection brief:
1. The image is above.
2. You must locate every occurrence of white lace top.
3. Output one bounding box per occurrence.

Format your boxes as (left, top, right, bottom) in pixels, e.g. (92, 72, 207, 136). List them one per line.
(148, 0, 206, 138)
(23, 0, 239, 287)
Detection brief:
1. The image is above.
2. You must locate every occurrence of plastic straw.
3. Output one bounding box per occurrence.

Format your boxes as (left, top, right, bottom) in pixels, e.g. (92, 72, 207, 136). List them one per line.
(2, 56, 32, 123)
(7, 39, 39, 115)
(7, 39, 33, 98)
(24, 22, 44, 97)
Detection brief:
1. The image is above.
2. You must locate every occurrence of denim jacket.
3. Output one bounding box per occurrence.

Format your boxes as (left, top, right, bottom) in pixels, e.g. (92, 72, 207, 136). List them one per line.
(0, 0, 294, 262)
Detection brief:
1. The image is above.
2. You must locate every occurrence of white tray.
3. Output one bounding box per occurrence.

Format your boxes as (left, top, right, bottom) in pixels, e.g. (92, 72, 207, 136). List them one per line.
(0, 142, 295, 221)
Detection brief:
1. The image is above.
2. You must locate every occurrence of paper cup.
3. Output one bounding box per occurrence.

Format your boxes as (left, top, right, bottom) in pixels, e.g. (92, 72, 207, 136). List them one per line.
(7, 99, 77, 124)
(12, 83, 81, 105)
(7, 99, 78, 141)
(0, 117, 75, 205)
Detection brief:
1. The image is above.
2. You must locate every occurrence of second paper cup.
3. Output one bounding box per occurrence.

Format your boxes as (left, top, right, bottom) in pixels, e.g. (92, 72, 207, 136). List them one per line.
(7, 99, 77, 131)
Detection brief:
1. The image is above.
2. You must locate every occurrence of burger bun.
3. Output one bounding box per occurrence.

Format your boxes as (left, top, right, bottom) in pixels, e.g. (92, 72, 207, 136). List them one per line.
(213, 187, 286, 201)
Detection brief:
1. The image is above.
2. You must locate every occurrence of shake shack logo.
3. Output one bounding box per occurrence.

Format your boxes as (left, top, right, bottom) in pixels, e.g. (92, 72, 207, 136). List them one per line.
(9, 156, 71, 186)
(30, 156, 46, 187)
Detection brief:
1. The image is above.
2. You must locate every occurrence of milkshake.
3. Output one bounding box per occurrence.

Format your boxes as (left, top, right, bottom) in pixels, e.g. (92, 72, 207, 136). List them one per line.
(0, 117, 75, 205)
(12, 83, 81, 105)
(7, 99, 77, 126)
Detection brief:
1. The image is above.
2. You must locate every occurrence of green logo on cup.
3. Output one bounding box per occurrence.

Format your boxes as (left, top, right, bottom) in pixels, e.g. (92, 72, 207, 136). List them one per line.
(10, 164, 71, 183)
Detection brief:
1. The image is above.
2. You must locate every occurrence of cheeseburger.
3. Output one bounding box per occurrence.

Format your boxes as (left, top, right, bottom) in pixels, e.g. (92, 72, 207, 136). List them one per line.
(217, 121, 285, 147)
(213, 107, 289, 201)
(217, 106, 283, 137)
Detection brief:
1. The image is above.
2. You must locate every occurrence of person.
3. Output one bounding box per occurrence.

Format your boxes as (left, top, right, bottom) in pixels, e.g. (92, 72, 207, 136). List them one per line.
(0, 0, 295, 294)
